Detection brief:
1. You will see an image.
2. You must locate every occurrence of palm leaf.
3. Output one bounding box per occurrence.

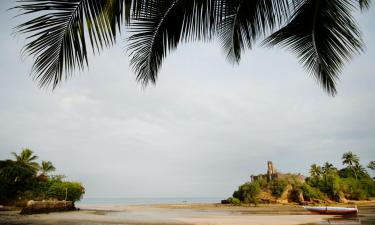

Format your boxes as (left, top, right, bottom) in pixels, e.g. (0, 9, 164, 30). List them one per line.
(358, 0, 371, 10)
(263, 0, 363, 95)
(127, 0, 218, 85)
(14, 0, 129, 88)
(217, 0, 291, 63)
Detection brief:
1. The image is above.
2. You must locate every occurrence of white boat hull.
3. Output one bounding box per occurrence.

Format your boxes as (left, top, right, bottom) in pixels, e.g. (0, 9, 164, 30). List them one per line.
(303, 206, 358, 215)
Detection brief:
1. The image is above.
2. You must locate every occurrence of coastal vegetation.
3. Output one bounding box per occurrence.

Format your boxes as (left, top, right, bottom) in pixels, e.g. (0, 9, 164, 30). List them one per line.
(226, 152, 375, 205)
(0, 149, 84, 206)
(13, 0, 371, 95)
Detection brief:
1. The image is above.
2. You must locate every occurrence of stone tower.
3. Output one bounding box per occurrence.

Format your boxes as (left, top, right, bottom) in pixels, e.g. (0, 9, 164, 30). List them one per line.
(267, 161, 274, 181)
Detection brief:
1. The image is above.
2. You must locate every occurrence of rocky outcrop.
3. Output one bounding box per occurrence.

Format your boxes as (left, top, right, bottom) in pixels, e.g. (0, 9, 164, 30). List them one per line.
(20, 200, 75, 214)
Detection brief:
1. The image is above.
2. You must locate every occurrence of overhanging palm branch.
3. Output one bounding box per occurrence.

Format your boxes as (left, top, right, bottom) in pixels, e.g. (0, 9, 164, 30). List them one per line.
(14, 0, 137, 88)
(263, 0, 364, 95)
(14, 0, 371, 94)
(359, 0, 371, 9)
(217, 0, 290, 63)
(127, 0, 218, 85)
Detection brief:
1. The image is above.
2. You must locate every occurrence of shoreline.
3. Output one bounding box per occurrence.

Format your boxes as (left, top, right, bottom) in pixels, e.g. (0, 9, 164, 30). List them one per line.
(0, 203, 338, 225)
(76, 199, 375, 211)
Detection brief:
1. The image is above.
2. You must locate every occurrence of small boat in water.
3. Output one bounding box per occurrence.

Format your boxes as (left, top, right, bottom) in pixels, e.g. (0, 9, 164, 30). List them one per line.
(303, 206, 358, 215)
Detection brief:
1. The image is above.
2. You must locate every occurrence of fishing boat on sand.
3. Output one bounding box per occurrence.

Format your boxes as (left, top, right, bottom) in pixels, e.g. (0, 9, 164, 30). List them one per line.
(303, 206, 358, 215)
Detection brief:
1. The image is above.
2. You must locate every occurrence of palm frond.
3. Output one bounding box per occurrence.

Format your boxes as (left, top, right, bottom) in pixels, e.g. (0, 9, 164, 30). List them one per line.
(127, 0, 217, 85)
(14, 0, 128, 88)
(358, 0, 371, 10)
(218, 0, 291, 63)
(263, 0, 363, 95)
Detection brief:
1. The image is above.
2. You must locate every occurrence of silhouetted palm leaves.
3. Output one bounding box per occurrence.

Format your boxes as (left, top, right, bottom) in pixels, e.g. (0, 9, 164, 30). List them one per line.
(14, 0, 371, 95)
(14, 0, 134, 88)
(264, 0, 363, 95)
(128, 0, 218, 84)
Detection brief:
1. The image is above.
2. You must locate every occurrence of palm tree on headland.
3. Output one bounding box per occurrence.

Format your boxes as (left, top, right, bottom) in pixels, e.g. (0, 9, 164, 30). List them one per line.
(11, 148, 39, 172)
(322, 162, 336, 174)
(309, 164, 322, 178)
(40, 161, 56, 176)
(13, 0, 370, 95)
(342, 151, 360, 180)
(368, 161, 375, 171)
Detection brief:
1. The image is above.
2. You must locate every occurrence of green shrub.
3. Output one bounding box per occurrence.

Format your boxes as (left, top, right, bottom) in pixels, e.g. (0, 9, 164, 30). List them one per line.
(301, 183, 325, 200)
(271, 179, 287, 197)
(227, 197, 241, 205)
(232, 181, 260, 204)
(46, 181, 85, 202)
(242, 182, 260, 204)
(256, 177, 269, 189)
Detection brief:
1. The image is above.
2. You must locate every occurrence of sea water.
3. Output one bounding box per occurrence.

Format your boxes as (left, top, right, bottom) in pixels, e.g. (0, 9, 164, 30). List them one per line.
(77, 197, 223, 206)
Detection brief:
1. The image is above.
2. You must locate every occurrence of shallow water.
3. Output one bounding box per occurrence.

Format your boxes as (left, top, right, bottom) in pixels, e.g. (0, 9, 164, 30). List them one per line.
(77, 197, 223, 205)
(308, 205, 375, 225)
(1, 205, 374, 225)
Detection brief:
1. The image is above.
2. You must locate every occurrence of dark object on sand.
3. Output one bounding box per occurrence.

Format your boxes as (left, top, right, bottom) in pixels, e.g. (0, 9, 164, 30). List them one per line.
(221, 199, 230, 204)
(20, 200, 75, 215)
(303, 206, 358, 215)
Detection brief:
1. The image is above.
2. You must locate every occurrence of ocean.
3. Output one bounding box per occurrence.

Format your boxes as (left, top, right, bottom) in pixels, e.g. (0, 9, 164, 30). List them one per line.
(76, 197, 223, 206)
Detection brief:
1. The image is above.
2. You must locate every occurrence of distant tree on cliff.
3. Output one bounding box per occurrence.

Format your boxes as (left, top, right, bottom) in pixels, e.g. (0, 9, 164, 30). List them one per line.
(368, 161, 375, 171)
(342, 151, 360, 180)
(11, 149, 39, 173)
(40, 160, 56, 176)
(310, 164, 322, 178)
(322, 162, 337, 174)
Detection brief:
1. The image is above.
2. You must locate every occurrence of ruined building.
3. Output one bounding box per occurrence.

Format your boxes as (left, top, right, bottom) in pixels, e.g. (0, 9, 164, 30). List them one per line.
(250, 161, 305, 182)
(251, 161, 279, 182)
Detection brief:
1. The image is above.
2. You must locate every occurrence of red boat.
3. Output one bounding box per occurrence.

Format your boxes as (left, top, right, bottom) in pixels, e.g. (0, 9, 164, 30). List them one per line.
(303, 206, 358, 215)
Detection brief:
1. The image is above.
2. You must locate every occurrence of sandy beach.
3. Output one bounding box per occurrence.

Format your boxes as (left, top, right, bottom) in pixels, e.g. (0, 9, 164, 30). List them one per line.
(0, 204, 334, 225)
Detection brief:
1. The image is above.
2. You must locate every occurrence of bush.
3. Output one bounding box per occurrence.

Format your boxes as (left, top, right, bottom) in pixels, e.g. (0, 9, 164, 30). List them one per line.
(46, 181, 85, 202)
(340, 177, 375, 200)
(227, 197, 241, 205)
(301, 183, 325, 200)
(256, 177, 269, 189)
(271, 179, 287, 197)
(232, 181, 260, 204)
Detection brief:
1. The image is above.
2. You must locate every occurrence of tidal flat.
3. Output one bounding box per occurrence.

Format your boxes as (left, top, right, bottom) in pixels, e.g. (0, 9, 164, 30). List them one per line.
(1, 203, 375, 225)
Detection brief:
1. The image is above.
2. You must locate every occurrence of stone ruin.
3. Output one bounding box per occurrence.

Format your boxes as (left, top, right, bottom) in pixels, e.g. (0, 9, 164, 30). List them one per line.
(250, 161, 305, 182)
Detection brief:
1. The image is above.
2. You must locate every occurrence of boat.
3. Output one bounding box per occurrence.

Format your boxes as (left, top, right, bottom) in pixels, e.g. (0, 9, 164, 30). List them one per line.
(303, 206, 358, 215)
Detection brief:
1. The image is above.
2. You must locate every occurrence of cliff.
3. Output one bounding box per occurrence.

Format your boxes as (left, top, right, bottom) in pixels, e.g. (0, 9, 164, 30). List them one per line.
(20, 200, 76, 214)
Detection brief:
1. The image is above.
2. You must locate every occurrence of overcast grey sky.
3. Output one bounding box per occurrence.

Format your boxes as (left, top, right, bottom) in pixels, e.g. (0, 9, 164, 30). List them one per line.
(1, 1, 374, 198)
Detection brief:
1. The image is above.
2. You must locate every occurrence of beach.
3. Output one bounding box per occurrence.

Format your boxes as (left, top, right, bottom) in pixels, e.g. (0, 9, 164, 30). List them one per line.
(0, 204, 336, 225)
(2, 202, 375, 225)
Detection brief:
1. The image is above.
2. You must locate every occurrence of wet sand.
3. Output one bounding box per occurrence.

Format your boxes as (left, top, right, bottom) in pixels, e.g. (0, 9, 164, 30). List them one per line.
(0, 204, 333, 225)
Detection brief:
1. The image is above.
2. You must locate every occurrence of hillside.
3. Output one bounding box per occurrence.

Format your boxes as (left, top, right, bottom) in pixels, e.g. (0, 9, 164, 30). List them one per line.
(224, 153, 375, 205)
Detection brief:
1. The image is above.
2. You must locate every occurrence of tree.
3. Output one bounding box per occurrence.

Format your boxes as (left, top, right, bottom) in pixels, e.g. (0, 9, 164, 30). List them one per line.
(342, 151, 360, 180)
(322, 162, 337, 175)
(368, 161, 375, 171)
(13, 0, 370, 95)
(11, 149, 39, 173)
(310, 164, 322, 178)
(39, 161, 56, 176)
(0, 159, 36, 202)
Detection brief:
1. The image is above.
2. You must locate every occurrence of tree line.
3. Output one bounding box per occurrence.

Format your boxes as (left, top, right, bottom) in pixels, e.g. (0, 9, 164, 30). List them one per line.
(0, 149, 84, 205)
(226, 152, 375, 205)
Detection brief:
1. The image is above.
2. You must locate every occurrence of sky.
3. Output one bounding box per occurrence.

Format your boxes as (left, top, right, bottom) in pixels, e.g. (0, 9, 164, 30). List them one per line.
(0, 1, 374, 199)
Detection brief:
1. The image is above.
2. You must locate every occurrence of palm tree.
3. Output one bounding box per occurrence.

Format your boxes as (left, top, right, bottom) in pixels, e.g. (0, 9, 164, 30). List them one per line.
(39, 161, 56, 176)
(368, 161, 375, 171)
(322, 162, 336, 174)
(309, 164, 322, 178)
(11, 148, 39, 172)
(13, 0, 370, 95)
(342, 151, 360, 179)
